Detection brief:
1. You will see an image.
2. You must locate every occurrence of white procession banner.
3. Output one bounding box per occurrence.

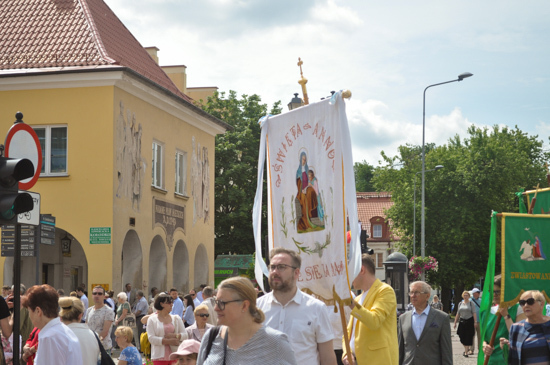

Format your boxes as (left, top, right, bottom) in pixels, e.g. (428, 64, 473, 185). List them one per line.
(253, 91, 361, 302)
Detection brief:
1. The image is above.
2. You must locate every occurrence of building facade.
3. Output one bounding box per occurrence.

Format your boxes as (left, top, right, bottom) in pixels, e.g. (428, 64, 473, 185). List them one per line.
(0, 0, 229, 294)
(356, 192, 399, 281)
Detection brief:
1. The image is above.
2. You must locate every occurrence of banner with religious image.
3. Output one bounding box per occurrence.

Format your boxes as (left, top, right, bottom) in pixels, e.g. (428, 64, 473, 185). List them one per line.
(523, 187, 550, 214)
(501, 213, 550, 307)
(252, 91, 361, 302)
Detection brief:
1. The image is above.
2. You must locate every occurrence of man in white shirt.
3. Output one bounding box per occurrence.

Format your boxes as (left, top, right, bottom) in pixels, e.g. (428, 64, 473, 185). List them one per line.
(257, 247, 337, 365)
(170, 288, 184, 319)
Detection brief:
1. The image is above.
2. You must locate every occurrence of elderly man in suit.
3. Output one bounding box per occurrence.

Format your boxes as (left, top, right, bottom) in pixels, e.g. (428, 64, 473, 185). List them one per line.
(343, 254, 398, 365)
(398, 281, 452, 365)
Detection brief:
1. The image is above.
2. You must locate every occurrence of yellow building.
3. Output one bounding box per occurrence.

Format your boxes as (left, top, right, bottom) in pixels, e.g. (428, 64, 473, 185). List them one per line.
(0, 0, 229, 295)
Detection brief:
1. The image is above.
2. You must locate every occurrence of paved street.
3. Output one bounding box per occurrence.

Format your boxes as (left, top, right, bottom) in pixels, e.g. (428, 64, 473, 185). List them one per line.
(451, 318, 481, 365)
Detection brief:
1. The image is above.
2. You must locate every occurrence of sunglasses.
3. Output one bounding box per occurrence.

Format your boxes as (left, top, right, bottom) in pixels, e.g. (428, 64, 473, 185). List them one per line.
(92, 292, 104, 295)
(519, 298, 538, 306)
(197, 313, 210, 318)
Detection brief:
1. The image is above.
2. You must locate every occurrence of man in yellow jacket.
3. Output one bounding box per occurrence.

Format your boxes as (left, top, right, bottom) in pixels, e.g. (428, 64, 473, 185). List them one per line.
(342, 254, 398, 365)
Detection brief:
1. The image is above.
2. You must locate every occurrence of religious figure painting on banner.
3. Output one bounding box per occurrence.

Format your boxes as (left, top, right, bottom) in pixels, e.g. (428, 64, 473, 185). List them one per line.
(295, 150, 325, 233)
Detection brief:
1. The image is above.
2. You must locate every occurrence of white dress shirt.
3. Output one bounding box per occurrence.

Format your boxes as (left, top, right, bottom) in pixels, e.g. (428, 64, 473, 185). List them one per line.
(35, 318, 83, 365)
(257, 289, 334, 365)
(411, 305, 430, 340)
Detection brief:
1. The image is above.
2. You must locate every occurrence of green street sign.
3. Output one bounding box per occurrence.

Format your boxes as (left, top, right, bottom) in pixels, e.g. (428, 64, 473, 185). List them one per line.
(90, 227, 111, 244)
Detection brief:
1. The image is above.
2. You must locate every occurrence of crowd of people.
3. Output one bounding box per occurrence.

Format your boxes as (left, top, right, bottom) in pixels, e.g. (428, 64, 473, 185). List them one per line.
(1, 251, 549, 364)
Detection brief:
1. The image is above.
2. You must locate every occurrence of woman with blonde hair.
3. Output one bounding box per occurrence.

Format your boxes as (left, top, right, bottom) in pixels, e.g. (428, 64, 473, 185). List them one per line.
(115, 326, 141, 365)
(197, 276, 296, 364)
(500, 290, 550, 364)
(431, 295, 443, 310)
(454, 290, 477, 357)
(186, 304, 214, 342)
(59, 296, 100, 365)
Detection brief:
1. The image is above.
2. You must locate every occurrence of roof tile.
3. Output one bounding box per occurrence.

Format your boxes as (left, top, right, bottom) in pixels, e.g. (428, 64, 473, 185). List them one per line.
(0, 0, 191, 102)
(356, 192, 399, 240)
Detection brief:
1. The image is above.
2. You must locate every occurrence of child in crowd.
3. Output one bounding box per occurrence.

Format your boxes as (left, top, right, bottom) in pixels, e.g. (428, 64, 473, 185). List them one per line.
(169, 339, 200, 365)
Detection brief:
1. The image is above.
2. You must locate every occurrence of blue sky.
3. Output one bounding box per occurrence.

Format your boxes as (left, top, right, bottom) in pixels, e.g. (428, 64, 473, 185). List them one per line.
(106, 0, 550, 165)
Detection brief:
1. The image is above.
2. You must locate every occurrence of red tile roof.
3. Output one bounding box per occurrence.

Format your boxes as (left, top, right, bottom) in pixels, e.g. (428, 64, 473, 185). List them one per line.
(357, 192, 399, 240)
(0, 0, 191, 101)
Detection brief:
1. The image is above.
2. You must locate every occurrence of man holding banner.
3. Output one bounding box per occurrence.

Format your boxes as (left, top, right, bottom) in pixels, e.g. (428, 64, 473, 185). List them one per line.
(252, 93, 362, 365)
(343, 255, 398, 365)
(257, 248, 337, 365)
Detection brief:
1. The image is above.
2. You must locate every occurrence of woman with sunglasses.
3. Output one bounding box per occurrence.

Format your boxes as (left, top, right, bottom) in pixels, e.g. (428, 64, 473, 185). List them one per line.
(197, 276, 296, 364)
(482, 275, 524, 364)
(186, 304, 214, 342)
(500, 290, 550, 365)
(147, 293, 188, 365)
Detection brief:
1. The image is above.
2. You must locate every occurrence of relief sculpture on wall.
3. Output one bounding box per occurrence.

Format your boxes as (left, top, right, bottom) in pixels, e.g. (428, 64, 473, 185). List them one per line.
(116, 101, 146, 211)
(191, 136, 209, 224)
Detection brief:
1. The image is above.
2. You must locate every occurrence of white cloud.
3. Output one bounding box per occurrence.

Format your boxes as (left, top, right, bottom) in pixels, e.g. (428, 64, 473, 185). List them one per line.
(104, 0, 550, 167)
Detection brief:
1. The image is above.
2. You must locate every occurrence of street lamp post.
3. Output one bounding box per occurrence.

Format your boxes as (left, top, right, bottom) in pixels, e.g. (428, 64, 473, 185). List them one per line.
(421, 72, 472, 280)
(413, 165, 444, 256)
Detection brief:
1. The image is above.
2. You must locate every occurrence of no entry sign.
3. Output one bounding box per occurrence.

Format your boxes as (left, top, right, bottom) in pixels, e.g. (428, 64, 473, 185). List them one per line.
(4, 121, 42, 190)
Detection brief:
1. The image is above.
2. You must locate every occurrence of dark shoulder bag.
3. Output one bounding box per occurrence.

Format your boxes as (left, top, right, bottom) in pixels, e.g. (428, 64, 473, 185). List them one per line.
(92, 331, 116, 365)
(204, 326, 220, 360)
(203, 326, 227, 364)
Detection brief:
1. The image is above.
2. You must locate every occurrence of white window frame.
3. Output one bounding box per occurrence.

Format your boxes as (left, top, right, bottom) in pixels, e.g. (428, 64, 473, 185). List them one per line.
(32, 125, 68, 176)
(373, 224, 383, 238)
(175, 150, 187, 196)
(152, 141, 164, 189)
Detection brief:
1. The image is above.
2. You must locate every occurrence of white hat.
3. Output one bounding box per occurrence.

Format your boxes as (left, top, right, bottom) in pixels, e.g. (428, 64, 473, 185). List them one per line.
(472, 288, 480, 293)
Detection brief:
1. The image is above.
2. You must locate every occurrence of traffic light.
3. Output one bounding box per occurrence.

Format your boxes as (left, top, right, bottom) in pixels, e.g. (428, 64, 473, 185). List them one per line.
(0, 157, 34, 224)
(360, 229, 374, 255)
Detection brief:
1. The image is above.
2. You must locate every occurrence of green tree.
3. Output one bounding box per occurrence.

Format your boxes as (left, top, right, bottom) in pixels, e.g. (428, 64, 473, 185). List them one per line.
(354, 160, 376, 192)
(200, 91, 282, 255)
(374, 126, 548, 312)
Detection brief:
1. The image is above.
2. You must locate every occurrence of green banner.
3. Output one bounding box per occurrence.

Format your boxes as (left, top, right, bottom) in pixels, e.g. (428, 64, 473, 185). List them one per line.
(524, 187, 550, 214)
(501, 213, 550, 307)
(477, 212, 498, 365)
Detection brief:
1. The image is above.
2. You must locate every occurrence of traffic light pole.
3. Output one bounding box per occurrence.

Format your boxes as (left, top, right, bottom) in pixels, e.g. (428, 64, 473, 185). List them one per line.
(13, 223, 21, 365)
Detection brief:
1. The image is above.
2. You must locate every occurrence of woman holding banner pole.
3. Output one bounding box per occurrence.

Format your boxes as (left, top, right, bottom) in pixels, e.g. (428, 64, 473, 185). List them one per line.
(481, 275, 523, 364)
